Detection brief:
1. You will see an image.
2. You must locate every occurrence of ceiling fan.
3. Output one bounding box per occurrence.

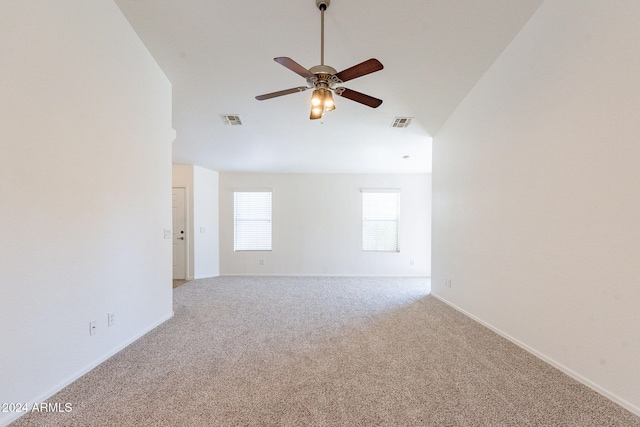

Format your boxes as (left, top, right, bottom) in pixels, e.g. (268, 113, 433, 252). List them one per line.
(255, 0, 384, 120)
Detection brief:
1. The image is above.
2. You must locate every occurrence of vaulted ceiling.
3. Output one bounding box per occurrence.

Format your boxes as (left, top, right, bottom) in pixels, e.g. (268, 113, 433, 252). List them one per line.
(114, 0, 543, 173)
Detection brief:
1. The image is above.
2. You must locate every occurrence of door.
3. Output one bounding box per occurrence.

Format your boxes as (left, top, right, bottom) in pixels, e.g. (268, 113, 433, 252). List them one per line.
(172, 187, 187, 280)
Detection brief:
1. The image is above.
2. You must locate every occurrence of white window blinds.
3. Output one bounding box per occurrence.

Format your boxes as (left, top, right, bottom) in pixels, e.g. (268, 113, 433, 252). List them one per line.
(362, 190, 400, 252)
(234, 191, 272, 251)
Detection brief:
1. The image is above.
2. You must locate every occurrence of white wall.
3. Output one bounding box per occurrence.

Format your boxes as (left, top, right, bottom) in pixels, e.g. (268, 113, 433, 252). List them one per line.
(220, 173, 431, 277)
(193, 166, 220, 278)
(0, 2, 174, 425)
(172, 164, 220, 279)
(432, 0, 640, 415)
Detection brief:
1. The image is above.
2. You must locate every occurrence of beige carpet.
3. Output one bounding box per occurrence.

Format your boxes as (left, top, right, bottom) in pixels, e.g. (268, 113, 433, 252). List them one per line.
(11, 276, 640, 426)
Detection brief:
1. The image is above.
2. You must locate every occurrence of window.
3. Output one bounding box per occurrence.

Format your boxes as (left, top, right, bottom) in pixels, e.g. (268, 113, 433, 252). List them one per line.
(362, 190, 400, 252)
(234, 191, 272, 251)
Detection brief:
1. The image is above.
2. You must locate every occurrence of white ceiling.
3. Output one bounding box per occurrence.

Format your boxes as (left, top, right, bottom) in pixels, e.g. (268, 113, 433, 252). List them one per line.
(114, 0, 543, 174)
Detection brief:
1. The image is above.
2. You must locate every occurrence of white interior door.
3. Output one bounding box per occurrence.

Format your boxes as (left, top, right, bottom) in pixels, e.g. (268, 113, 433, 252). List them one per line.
(172, 187, 187, 280)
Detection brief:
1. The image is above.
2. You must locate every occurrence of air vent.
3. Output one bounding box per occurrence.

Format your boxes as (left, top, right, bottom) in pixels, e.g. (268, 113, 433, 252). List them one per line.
(221, 115, 243, 126)
(391, 117, 413, 128)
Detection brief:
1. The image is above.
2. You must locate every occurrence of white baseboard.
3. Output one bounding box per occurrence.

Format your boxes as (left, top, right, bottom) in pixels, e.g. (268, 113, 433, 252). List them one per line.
(1, 311, 174, 427)
(220, 273, 431, 278)
(193, 274, 220, 280)
(430, 293, 640, 417)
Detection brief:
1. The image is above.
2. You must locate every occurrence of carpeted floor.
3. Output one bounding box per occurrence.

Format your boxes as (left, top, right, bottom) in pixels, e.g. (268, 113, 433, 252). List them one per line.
(11, 276, 640, 426)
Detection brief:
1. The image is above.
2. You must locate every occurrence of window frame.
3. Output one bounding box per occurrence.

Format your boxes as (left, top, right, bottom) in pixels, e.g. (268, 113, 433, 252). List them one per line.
(233, 189, 273, 252)
(361, 189, 401, 253)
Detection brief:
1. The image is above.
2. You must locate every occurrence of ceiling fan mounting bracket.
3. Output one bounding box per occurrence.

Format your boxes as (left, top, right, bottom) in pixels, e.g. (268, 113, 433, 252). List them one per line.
(316, 0, 330, 11)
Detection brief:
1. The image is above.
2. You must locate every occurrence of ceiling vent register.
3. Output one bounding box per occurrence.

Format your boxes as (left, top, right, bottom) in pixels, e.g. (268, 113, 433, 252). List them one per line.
(221, 115, 243, 126)
(391, 117, 413, 128)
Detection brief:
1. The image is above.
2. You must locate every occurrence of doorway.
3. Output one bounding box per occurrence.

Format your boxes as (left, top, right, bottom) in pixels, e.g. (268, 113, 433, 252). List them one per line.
(172, 187, 187, 280)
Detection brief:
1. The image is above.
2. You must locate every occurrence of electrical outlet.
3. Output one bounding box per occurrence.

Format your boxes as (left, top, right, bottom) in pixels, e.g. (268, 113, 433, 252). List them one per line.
(107, 312, 115, 327)
(89, 320, 97, 335)
(259, 259, 265, 265)
(446, 278, 452, 288)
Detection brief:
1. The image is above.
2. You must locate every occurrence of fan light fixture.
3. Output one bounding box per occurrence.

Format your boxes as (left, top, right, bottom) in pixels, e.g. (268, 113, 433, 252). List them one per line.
(324, 91, 335, 110)
(255, 0, 384, 120)
(310, 88, 335, 118)
(311, 89, 323, 107)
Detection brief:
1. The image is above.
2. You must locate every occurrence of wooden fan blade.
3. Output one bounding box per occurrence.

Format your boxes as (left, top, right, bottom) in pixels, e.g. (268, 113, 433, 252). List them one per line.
(274, 57, 314, 79)
(335, 58, 383, 83)
(335, 87, 383, 108)
(256, 86, 309, 101)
